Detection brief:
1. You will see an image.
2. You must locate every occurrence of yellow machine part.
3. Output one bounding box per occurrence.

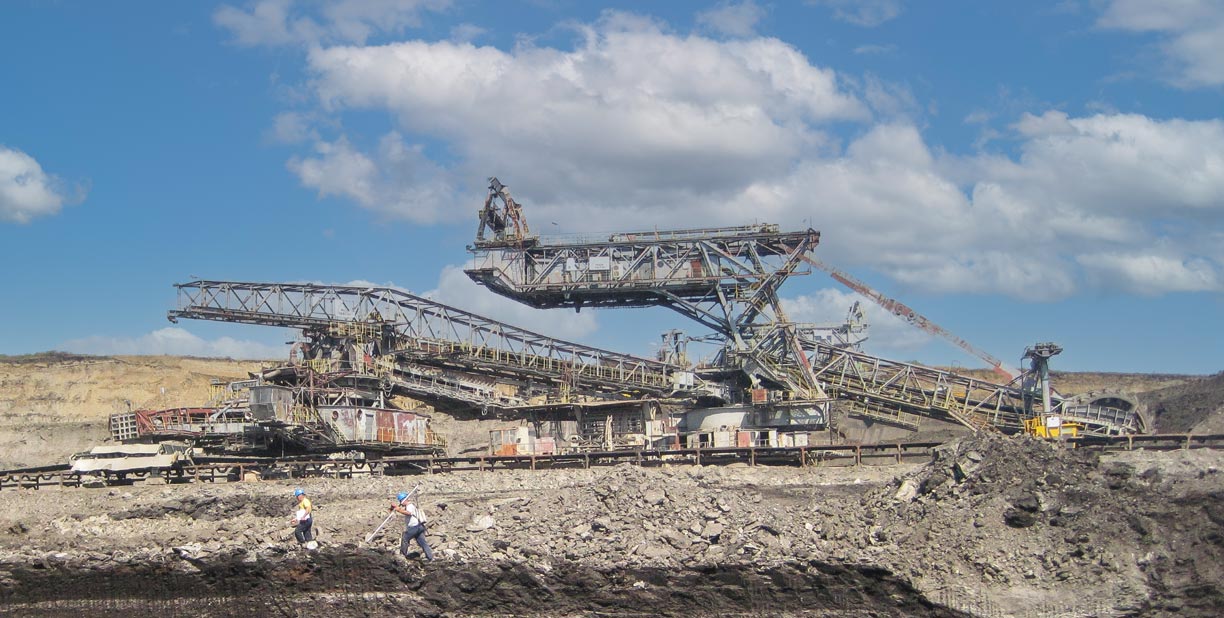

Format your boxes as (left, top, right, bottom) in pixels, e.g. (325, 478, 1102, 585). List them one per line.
(1024, 415, 1083, 438)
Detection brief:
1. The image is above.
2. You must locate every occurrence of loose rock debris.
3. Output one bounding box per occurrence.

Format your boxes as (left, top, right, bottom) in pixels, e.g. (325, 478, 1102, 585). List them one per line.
(0, 434, 1221, 617)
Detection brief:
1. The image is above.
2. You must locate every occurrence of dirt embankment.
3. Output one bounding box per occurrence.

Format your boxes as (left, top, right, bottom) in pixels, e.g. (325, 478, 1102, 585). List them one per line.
(0, 436, 1221, 617)
(1139, 372, 1224, 434)
(1047, 371, 1195, 397)
(0, 354, 262, 468)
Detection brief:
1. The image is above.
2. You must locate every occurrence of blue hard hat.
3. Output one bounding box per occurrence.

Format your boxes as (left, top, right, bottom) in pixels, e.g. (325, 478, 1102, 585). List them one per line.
(397, 492, 408, 502)
(294, 488, 305, 497)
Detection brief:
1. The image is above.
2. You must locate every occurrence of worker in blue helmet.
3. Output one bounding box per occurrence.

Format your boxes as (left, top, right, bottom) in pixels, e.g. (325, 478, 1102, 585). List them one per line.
(291, 488, 314, 548)
(389, 490, 434, 561)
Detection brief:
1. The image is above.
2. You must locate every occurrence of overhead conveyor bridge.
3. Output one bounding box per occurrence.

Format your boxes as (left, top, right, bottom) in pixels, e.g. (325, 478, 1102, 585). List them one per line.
(168, 281, 684, 404)
(464, 177, 1145, 437)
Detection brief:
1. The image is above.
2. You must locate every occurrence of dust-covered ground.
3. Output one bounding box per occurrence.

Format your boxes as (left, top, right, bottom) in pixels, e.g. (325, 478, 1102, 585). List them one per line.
(0, 435, 1221, 617)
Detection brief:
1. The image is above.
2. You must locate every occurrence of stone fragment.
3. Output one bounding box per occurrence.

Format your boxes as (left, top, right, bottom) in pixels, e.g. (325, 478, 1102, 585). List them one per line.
(639, 543, 671, 560)
(893, 479, 919, 502)
(466, 515, 495, 532)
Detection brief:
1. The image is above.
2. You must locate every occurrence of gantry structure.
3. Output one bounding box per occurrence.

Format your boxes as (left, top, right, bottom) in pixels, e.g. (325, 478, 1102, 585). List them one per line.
(468, 220, 826, 402)
(163, 178, 1145, 438)
(464, 178, 1144, 436)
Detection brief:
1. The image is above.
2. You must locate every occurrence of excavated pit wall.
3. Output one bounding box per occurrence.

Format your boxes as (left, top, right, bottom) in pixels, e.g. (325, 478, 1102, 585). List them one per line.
(0, 436, 1221, 617)
(0, 549, 966, 617)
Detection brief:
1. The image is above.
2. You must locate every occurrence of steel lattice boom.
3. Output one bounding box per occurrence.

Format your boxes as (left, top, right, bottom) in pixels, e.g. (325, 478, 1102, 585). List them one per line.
(800, 255, 1021, 380)
(169, 281, 681, 398)
(158, 177, 1145, 443)
(463, 178, 1143, 437)
(467, 222, 819, 328)
(466, 179, 826, 400)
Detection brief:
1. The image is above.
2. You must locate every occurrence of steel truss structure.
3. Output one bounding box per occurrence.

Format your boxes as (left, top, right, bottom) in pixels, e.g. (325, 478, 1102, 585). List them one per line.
(161, 177, 1144, 440)
(468, 181, 829, 399)
(810, 343, 1029, 432)
(465, 178, 1142, 436)
(169, 280, 682, 407)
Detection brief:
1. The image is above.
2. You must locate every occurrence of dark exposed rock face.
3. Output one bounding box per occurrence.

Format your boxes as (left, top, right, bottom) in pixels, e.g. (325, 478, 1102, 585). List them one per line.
(0, 549, 968, 617)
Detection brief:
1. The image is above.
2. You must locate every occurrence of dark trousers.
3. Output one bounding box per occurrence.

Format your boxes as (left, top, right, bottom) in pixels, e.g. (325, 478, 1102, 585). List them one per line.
(400, 524, 434, 560)
(294, 518, 313, 544)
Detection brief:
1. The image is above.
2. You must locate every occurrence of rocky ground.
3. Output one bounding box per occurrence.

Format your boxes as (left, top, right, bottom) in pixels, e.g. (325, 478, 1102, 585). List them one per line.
(2, 354, 1222, 616)
(0, 435, 1221, 617)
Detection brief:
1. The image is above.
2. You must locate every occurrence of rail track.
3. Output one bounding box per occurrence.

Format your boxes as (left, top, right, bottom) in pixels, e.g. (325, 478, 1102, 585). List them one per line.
(1, 433, 1220, 492)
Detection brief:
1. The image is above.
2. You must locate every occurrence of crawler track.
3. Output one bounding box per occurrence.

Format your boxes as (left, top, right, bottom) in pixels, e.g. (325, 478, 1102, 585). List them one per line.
(2, 433, 1221, 491)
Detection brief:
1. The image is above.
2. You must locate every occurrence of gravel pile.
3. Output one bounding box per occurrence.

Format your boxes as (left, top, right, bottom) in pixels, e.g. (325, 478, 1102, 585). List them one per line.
(836, 434, 1224, 615)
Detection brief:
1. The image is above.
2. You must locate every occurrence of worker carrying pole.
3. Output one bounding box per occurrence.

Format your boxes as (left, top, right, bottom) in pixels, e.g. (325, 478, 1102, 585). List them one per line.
(365, 484, 420, 543)
(390, 490, 435, 562)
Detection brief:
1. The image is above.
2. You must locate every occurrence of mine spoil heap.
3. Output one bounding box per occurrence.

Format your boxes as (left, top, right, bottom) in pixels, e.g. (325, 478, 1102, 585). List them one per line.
(855, 434, 1224, 615)
(0, 433, 1220, 617)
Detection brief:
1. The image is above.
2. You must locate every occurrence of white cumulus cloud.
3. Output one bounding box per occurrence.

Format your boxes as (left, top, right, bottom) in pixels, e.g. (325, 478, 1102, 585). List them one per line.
(268, 111, 321, 144)
(256, 10, 1224, 301)
(1098, 0, 1224, 87)
(302, 12, 865, 226)
(1077, 252, 1221, 294)
(0, 146, 81, 224)
(287, 133, 463, 223)
(61, 328, 287, 360)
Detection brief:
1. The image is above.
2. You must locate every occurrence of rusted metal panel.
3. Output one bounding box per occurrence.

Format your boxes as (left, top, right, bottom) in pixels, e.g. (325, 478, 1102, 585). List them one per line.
(322, 405, 432, 446)
(360, 408, 377, 442)
(396, 412, 425, 444)
(135, 408, 219, 436)
(377, 409, 395, 442)
(329, 407, 359, 441)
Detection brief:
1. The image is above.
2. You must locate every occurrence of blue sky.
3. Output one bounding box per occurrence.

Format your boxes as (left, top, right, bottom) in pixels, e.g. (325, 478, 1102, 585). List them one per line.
(1, 0, 1221, 374)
